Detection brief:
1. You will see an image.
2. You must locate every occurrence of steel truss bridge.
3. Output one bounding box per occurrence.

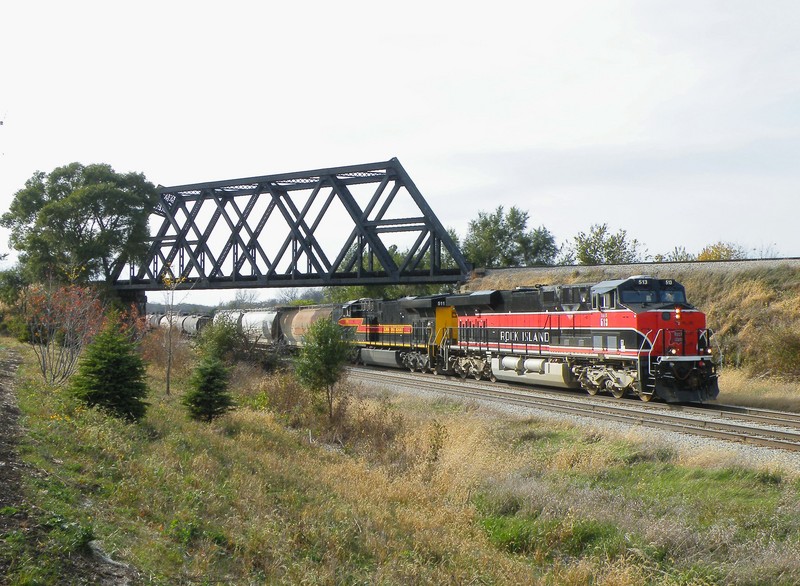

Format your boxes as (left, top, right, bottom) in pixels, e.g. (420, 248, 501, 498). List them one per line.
(114, 158, 470, 293)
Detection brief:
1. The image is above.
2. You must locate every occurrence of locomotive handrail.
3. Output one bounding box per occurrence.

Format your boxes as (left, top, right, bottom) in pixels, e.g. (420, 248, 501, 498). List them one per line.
(643, 328, 661, 379)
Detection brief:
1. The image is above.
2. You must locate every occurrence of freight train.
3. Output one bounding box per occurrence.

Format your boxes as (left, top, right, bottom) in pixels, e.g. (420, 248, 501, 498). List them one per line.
(149, 275, 719, 403)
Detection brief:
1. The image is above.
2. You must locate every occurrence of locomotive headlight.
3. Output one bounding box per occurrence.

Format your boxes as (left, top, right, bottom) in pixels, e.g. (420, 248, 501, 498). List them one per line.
(675, 307, 682, 320)
(669, 347, 678, 355)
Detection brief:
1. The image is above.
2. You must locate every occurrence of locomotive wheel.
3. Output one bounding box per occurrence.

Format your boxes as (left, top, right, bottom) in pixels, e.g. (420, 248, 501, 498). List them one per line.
(473, 369, 482, 381)
(611, 387, 625, 399)
(586, 387, 599, 396)
(639, 392, 654, 402)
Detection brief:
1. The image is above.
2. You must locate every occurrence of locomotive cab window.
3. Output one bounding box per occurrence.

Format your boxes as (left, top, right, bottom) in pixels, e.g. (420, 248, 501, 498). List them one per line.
(593, 291, 616, 310)
(659, 289, 686, 303)
(616, 278, 688, 307)
(620, 288, 657, 304)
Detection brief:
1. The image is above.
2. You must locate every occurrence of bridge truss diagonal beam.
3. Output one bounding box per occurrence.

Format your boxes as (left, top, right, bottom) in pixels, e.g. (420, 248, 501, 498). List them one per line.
(115, 158, 471, 291)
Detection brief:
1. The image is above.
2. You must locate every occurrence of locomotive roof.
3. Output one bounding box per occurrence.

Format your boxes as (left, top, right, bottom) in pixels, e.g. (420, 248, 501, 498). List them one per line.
(446, 290, 501, 307)
(590, 276, 681, 295)
(591, 278, 631, 295)
(398, 295, 446, 309)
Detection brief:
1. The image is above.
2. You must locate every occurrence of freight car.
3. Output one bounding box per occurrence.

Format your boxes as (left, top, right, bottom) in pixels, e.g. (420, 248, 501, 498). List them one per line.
(148, 313, 212, 334)
(146, 305, 335, 348)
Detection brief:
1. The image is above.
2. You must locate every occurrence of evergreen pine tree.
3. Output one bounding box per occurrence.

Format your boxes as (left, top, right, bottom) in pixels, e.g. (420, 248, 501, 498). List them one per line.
(70, 317, 149, 422)
(182, 354, 234, 422)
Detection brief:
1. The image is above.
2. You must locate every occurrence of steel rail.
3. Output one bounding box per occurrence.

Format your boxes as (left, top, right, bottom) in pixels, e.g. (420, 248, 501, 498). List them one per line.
(563, 390, 800, 430)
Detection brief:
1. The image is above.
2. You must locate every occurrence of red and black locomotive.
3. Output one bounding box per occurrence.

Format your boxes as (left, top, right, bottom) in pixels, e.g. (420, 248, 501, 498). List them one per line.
(338, 276, 718, 403)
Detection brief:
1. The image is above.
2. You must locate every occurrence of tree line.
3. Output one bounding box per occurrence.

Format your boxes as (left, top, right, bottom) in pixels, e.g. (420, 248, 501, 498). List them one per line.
(458, 205, 759, 267)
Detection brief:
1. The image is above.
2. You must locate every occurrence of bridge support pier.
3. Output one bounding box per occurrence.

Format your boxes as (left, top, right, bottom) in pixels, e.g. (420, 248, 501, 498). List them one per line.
(117, 289, 148, 317)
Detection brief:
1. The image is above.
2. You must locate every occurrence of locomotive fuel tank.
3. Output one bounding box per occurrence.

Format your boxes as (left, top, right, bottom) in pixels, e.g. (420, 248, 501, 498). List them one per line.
(358, 348, 404, 368)
(491, 357, 579, 389)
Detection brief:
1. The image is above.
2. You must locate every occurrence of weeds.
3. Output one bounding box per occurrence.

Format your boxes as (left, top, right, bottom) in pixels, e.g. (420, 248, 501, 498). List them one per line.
(6, 335, 800, 584)
(717, 368, 800, 412)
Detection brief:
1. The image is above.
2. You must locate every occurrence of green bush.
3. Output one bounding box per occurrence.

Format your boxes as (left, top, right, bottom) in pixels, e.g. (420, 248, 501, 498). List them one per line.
(70, 317, 149, 421)
(194, 316, 253, 364)
(182, 354, 234, 422)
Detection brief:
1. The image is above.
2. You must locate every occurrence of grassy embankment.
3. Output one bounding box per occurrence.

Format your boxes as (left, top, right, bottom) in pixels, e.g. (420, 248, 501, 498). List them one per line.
(3, 335, 800, 585)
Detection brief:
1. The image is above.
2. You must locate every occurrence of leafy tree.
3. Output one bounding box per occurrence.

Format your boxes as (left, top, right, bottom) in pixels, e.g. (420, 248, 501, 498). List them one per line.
(0, 266, 26, 306)
(182, 354, 234, 422)
(462, 206, 557, 267)
(653, 246, 696, 262)
(70, 315, 149, 421)
(572, 223, 646, 265)
(195, 314, 251, 363)
(697, 241, 748, 261)
(294, 317, 352, 420)
(1, 163, 158, 283)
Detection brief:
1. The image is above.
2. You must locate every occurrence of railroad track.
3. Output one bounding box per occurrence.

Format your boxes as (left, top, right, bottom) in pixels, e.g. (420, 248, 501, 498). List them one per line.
(346, 367, 800, 452)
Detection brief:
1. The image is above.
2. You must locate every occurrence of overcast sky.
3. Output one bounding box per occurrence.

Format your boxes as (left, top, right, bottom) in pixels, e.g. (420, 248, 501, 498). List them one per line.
(1, 1, 799, 305)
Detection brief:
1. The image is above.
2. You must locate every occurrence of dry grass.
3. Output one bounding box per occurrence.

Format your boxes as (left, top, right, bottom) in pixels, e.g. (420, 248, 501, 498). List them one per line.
(7, 332, 800, 584)
(139, 327, 196, 384)
(717, 368, 800, 411)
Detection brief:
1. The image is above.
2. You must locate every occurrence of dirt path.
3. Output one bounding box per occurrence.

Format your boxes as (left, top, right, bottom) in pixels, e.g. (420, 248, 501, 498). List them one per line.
(0, 347, 140, 584)
(0, 347, 24, 581)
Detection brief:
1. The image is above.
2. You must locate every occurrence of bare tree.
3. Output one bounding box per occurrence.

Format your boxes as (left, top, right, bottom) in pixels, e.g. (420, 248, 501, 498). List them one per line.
(161, 266, 193, 395)
(277, 288, 301, 305)
(21, 283, 105, 386)
(653, 246, 696, 262)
